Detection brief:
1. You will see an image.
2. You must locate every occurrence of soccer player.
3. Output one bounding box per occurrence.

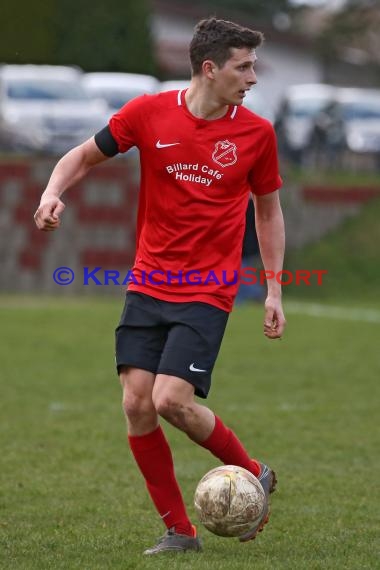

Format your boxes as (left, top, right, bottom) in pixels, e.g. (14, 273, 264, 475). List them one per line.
(34, 18, 286, 555)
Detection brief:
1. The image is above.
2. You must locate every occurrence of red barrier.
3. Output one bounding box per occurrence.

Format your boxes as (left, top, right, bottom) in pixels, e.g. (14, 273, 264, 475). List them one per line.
(0, 157, 139, 291)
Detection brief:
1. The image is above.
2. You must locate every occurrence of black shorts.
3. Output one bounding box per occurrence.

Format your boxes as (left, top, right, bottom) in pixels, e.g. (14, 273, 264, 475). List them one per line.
(115, 292, 229, 398)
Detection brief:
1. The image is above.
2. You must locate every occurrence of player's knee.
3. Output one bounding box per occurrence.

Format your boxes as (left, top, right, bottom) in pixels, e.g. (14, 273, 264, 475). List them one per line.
(154, 394, 188, 427)
(122, 391, 154, 421)
(154, 394, 174, 418)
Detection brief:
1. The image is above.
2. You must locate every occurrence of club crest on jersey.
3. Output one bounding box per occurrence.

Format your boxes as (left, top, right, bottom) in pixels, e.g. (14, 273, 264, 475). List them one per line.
(212, 140, 237, 168)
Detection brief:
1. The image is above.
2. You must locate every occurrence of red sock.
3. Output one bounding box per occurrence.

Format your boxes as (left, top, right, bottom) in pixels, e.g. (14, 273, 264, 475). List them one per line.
(128, 426, 193, 536)
(199, 416, 260, 477)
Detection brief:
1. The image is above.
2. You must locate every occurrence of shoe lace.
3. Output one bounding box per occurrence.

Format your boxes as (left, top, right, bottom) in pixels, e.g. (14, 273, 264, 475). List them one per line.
(156, 527, 175, 544)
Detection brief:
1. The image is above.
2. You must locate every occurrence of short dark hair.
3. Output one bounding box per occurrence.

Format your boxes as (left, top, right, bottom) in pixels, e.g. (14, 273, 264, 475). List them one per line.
(190, 18, 264, 76)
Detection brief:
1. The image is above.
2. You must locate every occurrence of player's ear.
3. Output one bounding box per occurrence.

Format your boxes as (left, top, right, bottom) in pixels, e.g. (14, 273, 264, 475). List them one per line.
(203, 60, 217, 79)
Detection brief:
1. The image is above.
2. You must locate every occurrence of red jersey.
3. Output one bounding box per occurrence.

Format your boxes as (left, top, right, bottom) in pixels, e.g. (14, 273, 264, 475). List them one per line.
(109, 89, 282, 312)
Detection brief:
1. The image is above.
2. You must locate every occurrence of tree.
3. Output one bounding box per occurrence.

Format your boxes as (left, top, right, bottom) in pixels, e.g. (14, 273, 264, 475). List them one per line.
(317, 2, 380, 85)
(54, 0, 156, 73)
(0, 0, 156, 74)
(0, 2, 55, 64)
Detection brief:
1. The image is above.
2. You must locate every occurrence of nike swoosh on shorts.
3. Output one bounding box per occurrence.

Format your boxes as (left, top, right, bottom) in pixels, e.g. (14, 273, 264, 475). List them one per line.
(189, 363, 207, 372)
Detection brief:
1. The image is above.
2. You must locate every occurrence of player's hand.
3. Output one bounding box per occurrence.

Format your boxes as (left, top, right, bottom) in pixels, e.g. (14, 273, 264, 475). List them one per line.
(263, 296, 286, 339)
(34, 197, 65, 231)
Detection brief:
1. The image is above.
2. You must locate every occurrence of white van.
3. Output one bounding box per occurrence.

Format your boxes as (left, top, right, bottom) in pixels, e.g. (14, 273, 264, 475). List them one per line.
(82, 72, 160, 120)
(0, 64, 107, 154)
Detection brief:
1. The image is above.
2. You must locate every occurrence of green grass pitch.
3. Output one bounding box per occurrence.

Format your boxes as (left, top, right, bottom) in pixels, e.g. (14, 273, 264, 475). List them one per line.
(0, 296, 379, 569)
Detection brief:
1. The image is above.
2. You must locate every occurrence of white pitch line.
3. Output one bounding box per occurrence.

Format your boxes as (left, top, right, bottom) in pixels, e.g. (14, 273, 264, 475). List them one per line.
(284, 301, 380, 324)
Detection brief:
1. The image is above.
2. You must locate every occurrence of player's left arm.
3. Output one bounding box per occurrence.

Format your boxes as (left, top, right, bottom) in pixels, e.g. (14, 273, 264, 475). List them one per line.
(253, 190, 286, 340)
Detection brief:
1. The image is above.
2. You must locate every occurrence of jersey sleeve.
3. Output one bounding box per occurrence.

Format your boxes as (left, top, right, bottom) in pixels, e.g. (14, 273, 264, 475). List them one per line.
(248, 122, 282, 196)
(108, 94, 149, 153)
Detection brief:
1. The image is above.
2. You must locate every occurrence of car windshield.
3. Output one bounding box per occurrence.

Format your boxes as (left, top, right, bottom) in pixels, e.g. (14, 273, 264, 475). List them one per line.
(244, 94, 273, 121)
(7, 79, 91, 101)
(289, 98, 330, 118)
(341, 100, 380, 121)
(89, 88, 150, 109)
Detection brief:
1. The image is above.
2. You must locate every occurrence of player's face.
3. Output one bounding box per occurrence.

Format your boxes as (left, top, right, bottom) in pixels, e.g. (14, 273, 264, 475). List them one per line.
(213, 47, 257, 106)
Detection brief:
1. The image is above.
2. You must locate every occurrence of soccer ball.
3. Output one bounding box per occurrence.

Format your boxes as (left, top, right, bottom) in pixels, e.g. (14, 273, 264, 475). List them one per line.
(194, 465, 266, 537)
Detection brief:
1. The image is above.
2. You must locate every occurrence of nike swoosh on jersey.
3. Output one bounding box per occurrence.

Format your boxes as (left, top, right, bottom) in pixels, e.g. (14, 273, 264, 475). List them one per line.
(156, 140, 180, 148)
(189, 363, 207, 373)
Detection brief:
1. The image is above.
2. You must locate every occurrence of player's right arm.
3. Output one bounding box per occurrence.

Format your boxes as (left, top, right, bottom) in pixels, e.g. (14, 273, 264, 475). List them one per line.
(34, 136, 110, 231)
(34, 95, 146, 231)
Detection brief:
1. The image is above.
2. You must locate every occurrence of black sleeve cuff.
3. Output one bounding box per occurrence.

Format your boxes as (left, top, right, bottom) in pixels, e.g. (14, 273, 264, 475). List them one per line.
(94, 126, 119, 157)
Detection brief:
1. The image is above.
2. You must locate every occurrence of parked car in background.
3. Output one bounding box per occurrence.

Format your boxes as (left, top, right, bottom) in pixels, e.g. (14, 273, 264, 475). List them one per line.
(160, 79, 190, 93)
(309, 87, 380, 170)
(0, 64, 107, 155)
(274, 83, 337, 164)
(82, 72, 160, 120)
(243, 89, 274, 123)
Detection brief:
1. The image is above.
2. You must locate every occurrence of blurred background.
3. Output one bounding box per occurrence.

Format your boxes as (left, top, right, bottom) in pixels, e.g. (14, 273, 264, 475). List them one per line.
(0, 0, 379, 304)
